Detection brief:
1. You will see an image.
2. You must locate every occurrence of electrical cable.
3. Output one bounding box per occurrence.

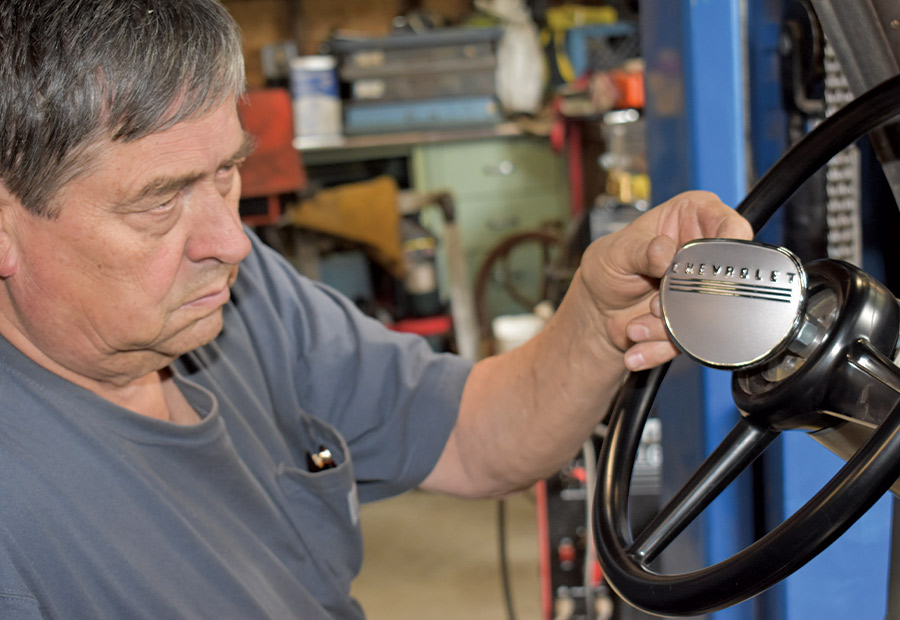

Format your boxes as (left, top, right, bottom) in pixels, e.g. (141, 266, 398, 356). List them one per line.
(582, 439, 599, 620)
(498, 499, 518, 620)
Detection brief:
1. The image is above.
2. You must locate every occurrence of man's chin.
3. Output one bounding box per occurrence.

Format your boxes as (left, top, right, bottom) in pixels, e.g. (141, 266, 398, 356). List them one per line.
(158, 310, 225, 358)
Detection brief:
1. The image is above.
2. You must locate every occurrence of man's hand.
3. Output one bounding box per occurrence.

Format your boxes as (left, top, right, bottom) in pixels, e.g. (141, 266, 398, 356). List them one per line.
(576, 190, 753, 371)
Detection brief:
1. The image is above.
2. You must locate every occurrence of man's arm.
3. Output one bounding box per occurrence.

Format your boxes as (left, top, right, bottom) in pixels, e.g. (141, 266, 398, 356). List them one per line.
(421, 190, 754, 498)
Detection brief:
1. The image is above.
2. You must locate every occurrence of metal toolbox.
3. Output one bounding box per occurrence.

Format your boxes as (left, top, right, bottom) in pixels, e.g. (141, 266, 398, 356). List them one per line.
(343, 95, 501, 135)
(330, 28, 502, 105)
(349, 64, 496, 102)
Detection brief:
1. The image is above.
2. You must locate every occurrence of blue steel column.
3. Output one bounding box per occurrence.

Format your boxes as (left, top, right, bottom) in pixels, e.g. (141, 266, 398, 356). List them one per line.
(641, 1, 754, 619)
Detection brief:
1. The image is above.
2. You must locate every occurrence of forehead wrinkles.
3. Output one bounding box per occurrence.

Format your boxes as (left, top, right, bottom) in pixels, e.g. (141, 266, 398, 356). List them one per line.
(90, 106, 249, 207)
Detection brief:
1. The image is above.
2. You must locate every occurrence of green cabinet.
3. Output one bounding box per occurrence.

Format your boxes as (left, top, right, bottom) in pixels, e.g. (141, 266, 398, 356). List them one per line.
(411, 135, 570, 321)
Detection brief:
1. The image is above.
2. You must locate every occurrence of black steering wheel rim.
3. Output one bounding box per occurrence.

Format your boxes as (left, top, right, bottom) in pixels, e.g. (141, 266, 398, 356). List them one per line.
(593, 72, 900, 616)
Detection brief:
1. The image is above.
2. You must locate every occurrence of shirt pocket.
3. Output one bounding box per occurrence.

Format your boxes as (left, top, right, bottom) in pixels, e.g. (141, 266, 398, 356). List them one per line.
(275, 414, 363, 606)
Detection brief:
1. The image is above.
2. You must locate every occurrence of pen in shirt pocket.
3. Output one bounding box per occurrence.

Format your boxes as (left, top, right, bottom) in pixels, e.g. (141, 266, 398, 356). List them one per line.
(306, 445, 337, 472)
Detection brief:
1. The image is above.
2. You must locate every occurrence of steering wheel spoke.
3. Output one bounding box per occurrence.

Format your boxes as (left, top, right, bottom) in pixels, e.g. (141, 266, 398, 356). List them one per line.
(629, 418, 778, 564)
(825, 339, 900, 427)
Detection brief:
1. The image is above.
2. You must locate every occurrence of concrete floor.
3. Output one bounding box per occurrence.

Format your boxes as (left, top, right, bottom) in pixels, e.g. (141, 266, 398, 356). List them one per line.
(352, 489, 544, 619)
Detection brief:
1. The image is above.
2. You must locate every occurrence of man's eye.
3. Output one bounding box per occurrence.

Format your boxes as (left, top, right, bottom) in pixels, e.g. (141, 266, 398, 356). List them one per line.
(219, 159, 245, 176)
(153, 198, 177, 211)
(215, 164, 241, 195)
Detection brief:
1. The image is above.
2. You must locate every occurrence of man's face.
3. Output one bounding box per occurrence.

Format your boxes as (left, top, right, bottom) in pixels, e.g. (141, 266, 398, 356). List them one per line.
(0, 98, 254, 385)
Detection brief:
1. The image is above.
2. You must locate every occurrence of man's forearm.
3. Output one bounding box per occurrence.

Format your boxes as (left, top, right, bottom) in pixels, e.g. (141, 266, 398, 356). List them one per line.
(421, 275, 629, 498)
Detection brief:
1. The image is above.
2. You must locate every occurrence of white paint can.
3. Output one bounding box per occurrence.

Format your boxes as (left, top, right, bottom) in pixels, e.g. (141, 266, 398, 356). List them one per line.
(289, 55, 342, 147)
(492, 313, 546, 353)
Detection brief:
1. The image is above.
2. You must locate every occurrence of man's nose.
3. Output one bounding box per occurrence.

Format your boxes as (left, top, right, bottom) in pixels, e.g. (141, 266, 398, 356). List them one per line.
(185, 181, 252, 265)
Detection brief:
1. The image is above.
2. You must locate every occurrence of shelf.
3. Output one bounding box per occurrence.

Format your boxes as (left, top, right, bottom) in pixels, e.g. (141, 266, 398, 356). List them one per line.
(296, 121, 524, 165)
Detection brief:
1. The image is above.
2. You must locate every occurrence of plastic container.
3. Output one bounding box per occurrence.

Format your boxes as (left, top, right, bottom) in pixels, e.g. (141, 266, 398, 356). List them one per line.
(492, 313, 546, 353)
(289, 55, 343, 147)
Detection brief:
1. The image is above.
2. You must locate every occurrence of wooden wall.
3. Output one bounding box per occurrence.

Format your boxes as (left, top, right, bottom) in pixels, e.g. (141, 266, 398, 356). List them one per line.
(223, 1, 294, 88)
(223, 0, 474, 88)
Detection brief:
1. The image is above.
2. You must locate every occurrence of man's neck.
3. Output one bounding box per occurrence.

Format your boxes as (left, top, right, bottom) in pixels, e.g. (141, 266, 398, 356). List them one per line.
(94, 368, 200, 424)
(0, 293, 200, 423)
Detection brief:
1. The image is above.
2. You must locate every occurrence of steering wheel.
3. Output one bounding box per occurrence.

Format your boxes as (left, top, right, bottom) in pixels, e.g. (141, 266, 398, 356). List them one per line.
(593, 73, 900, 616)
(473, 229, 569, 355)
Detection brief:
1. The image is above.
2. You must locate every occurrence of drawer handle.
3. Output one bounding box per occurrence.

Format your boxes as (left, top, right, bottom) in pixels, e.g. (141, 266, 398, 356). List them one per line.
(482, 160, 516, 176)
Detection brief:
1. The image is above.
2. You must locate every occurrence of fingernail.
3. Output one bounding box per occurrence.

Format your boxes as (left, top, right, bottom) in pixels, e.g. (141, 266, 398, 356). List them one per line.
(627, 324, 650, 341)
(625, 351, 645, 371)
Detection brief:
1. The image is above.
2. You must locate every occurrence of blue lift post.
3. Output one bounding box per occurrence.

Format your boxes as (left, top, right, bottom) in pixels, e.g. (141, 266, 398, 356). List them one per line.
(640, 1, 894, 618)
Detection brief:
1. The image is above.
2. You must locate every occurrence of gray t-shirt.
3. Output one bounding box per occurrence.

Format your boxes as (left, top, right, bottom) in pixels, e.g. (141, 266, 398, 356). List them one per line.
(0, 232, 471, 619)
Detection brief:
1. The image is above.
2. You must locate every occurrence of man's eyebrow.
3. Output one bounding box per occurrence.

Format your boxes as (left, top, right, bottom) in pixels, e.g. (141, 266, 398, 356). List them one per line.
(229, 131, 258, 166)
(127, 131, 258, 205)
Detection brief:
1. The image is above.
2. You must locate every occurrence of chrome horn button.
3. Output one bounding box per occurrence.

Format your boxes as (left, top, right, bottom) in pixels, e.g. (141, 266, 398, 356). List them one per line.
(660, 239, 807, 368)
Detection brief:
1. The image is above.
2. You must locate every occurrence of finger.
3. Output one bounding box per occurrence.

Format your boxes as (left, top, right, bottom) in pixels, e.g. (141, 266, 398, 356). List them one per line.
(708, 204, 754, 240)
(625, 314, 669, 344)
(645, 235, 678, 278)
(624, 340, 681, 372)
(649, 294, 662, 318)
(654, 190, 753, 244)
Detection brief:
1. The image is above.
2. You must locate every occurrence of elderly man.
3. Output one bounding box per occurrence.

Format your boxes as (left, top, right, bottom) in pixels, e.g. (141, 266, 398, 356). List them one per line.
(0, 1, 752, 618)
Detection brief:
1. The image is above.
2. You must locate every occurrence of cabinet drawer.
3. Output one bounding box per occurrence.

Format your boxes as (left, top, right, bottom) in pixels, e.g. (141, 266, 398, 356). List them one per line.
(413, 137, 566, 199)
(431, 192, 567, 307)
(455, 193, 567, 254)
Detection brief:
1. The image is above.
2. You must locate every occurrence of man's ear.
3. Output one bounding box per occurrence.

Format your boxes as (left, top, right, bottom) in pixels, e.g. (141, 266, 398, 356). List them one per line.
(0, 181, 21, 278)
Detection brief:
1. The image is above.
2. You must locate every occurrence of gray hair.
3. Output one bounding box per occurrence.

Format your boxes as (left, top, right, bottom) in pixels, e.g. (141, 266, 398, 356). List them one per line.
(0, 0, 246, 217)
